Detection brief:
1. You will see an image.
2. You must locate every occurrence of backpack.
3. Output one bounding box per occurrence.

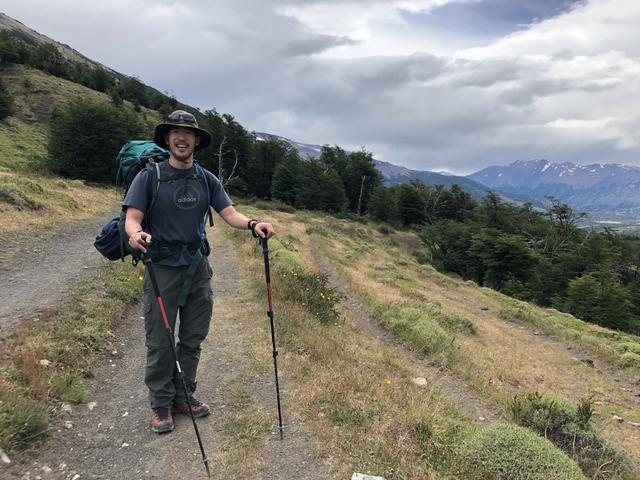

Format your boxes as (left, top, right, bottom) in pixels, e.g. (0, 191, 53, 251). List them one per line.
(94, 140, 213, 263)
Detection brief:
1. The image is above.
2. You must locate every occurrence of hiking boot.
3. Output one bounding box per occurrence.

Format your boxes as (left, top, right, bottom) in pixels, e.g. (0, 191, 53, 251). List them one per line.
(151, 407, 174, 433)
(173, 397, 210, 418)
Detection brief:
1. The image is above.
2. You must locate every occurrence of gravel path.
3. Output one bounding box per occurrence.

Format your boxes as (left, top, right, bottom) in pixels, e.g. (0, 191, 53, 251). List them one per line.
(3, 229, 328, 480)
(0, 214, 114, 333)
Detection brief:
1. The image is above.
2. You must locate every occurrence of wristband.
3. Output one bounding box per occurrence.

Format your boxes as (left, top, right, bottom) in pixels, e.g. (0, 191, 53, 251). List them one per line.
(247, 219, 258, 230)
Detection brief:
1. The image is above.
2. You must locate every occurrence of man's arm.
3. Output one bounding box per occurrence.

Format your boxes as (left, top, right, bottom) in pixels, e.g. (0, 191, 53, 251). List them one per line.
(218, 205, 275, 238)
(125, 207, 152, 253)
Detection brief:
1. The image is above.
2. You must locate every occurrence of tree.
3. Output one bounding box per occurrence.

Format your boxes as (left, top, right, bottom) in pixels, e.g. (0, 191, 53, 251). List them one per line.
(296, 161, 346, 213)
(0, 78, 13, 120)
(48, 99, 144, 183)
(246, 138, 293, 199)
(561, 267, 635, 332)
(468, 230, 540, 290)
(396, 182, 427, 226)
(369, 186, 397, 223)
(272, 154, 303, 205)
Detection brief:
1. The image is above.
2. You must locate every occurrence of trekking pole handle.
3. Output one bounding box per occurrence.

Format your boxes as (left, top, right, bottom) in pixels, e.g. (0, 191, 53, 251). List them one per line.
(260, 237, 271, 284)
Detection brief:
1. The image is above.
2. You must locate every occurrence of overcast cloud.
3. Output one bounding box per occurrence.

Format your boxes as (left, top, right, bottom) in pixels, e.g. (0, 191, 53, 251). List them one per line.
(2, 0, 639, 174)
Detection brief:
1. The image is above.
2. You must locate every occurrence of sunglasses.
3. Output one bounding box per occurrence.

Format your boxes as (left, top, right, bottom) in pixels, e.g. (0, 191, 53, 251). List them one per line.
(167, 112, 197, 124)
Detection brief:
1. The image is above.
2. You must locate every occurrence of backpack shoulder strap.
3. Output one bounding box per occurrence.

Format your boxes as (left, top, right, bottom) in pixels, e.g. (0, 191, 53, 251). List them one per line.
(195, 162, 215, 228)
(145, 161, 162, 214)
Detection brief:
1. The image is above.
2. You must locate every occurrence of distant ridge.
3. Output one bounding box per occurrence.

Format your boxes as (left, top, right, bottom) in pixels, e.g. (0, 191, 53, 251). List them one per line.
(468, 159, 640, 218)
(255, 132, 495, 200)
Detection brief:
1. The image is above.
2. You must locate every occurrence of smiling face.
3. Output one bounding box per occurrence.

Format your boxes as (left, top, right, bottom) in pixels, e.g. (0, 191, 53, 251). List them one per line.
(164, 127, 201, 164)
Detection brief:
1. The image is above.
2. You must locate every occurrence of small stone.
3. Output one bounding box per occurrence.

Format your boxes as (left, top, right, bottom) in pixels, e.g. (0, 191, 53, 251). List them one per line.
(42, 466, 52, 473)
(533, 332, 539, 335)
(64, 421, 73, 429)
(35, 476, 42, 480)
(61, 403, 73, 413)
(628, 421, 640, 427)
(122, 411, 129, 417)
(72, 474, 81, 480)
(59, 463, 67, 471)
(412, 377, 428, 387)
(613, 415, 624, 422)
(479, 416, 486, 421)
(352, 473, 386, 480)
(39, 359, 51, 367)
(87, 402, 97, 411)
(0, 446, 10, 464)
(121, 442, 130, 448)
(111, 350, 118, 356)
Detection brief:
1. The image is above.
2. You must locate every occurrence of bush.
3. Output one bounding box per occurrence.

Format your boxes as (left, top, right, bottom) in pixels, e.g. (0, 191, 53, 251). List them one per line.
(0, 77, 13, 120)
(276, 267, 345, 324)
(511, 393, 632, 478)
(456, 423, 585, 479)
(0, 393, 49, 451)
(47, 99, 145, 183)
(373, 303, 457, 360)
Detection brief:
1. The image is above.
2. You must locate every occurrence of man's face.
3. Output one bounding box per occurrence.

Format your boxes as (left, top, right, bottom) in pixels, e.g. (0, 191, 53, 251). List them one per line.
(165, 127, 200, 162)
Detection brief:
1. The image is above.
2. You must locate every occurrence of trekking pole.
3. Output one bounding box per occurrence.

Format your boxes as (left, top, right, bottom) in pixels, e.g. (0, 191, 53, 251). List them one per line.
(142, 253, 212, 478)
(260, 236, 284, 440)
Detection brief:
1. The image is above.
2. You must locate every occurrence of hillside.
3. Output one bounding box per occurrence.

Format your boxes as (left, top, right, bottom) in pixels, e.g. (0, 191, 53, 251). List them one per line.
(1, 13, 640, 479)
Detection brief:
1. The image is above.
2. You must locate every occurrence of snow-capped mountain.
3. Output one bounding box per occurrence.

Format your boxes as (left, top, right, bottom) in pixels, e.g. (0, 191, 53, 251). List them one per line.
(468, 159, 640, 218)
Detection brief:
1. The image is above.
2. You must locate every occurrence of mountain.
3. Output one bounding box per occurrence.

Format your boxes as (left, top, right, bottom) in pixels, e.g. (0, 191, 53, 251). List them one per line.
(0, 12, 117, 73)
(468, 159, 640, 218)
(255, 132, 495, 201)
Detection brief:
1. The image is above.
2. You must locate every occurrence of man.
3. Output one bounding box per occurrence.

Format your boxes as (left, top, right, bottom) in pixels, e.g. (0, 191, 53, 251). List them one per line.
(124, 110, 275, 433)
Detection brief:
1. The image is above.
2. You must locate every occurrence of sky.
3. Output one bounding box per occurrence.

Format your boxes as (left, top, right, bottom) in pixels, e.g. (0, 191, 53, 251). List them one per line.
(2, 0, 639, 174)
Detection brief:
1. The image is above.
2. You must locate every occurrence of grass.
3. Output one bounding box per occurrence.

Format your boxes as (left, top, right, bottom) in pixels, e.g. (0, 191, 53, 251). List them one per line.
(0, 260, 143, 455)
(249, 203, 640, 478)
(223, 219, 473, 479)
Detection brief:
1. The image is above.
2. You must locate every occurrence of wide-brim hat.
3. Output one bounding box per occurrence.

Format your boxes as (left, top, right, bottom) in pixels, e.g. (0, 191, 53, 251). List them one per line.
(153, 110, 212, 151)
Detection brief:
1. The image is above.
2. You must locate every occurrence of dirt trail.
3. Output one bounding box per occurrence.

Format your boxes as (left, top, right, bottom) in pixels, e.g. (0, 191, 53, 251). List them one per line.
(3, 229, 328, 480)
(309, 234, 506, 425)
(0, 214, 113, 333)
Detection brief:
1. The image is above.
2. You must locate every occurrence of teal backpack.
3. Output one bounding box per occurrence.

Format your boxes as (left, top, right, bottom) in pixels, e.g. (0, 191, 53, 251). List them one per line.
(94, 140, 213, 263)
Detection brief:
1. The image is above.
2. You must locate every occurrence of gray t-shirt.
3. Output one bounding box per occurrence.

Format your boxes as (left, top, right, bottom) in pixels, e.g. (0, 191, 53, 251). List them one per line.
(123, 160, 233, 266)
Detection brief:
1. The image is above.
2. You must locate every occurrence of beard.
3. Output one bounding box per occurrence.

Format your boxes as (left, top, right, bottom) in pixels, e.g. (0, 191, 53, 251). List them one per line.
(170, 144, 195, 163)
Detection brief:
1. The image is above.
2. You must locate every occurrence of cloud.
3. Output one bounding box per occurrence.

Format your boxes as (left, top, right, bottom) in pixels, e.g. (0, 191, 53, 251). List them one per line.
(3, 0, 640, 174)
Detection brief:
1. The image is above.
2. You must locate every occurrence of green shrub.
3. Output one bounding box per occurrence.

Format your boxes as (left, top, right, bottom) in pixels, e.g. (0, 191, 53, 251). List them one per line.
(511, 393, 632, 478)
(373, 303, 457, 360)
(456, 423, 585, 479)
(0, 182, 43, 209)
(617, 351, 640, 368)
(0, 77, 13, 120)
(0, 394, 49, 451)
(276, 267, 345, 324)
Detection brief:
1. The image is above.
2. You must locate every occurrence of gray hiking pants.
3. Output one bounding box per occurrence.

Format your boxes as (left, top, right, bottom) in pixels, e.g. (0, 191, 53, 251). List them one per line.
(143, 257, 213, 408)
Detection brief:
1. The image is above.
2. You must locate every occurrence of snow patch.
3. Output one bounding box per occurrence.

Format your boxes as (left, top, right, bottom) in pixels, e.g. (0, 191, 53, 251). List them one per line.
(541, 163, 551, 172)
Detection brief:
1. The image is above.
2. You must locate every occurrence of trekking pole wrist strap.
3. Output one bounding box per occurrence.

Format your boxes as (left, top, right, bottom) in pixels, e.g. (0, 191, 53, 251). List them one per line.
(248, 219, 260, 238)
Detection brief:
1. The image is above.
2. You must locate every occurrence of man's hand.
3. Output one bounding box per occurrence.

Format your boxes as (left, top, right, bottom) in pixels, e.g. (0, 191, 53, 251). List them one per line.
(254, 222, 275, 239)
(129, 230, 152, 253)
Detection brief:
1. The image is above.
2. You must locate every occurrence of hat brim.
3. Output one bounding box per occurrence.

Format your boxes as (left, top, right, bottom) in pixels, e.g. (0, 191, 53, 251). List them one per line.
(153, 123, 212, 152)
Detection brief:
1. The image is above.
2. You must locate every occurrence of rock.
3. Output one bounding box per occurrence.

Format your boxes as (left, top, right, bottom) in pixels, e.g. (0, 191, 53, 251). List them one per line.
(42, 466, 52, 473)
(478, 416, 485, 421)
(121, 442, 130, 448)
(352, 474, 386, 480)
(0, 446, 10, 464)
(87, 402, 97, 411)
(613, 415, 624, 422)
(61, 403, 73, 413)
(111, 350, 118, 356)
(412, 377, 427, 387)
(628, 421, 640, 428)
(122, 411, 129, 417)
(39, 359, 51, 367)
(72, 474, 81, 480)
(64, 421, 73, 429)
